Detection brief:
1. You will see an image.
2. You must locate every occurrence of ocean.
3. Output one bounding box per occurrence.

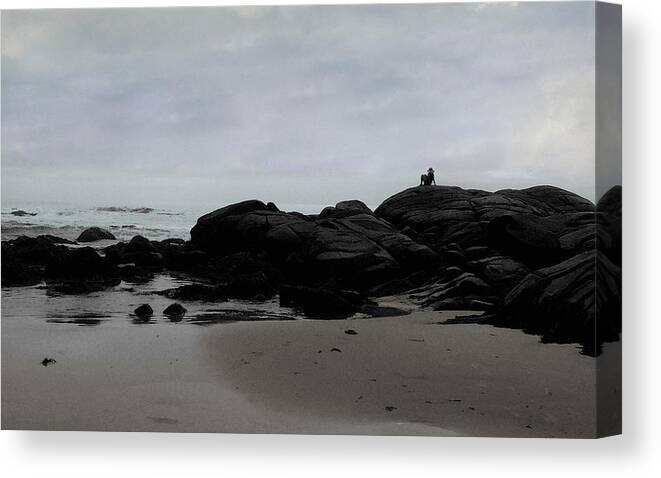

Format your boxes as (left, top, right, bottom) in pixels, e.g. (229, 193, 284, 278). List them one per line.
(0, 200, 331, 243)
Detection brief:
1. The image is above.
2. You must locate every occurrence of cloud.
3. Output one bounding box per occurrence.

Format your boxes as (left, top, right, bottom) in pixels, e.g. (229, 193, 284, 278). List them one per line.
(1, 3, 599, 206)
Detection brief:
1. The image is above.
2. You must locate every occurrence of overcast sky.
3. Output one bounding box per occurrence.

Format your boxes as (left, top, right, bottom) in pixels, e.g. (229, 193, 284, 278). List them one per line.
(2, 3, 605, 208)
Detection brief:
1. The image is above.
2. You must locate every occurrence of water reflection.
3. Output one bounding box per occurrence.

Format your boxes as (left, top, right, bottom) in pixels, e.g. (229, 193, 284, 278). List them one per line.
(5, 273, 410, 332)
(131, 315, 156, 325)
(46, 318, 104, 326)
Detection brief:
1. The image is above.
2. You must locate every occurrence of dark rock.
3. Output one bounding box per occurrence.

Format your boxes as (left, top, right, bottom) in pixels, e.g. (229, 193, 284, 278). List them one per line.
(190, 199, 435, 290)
(225, 271, 273, 299)
(45, 247, 118, 281)
(11, 209, 37, 217)
(122, 251, 163, 269)
(366, 269, 433, 296)
(125, 235, 154, 253)
(345, 329, 358, 335)
(487, 214, 565, 266)
(134, 304, 153, 317)
(438, 248, 467, 267)
(1, 236, 69, 286)
(2, 235, 69, 266)
(190, 200, 303, 255)
(405, 270, 432, 286)
(499, 251, 620, 355)
(465, 246, 490, 260)
(440, 266, 464, 280)
(318, 200, 371, 219)
(469, 255, 530, 291)
(279, 285, 365, 317)
(117, 263, 144, 282)
(153, 240, 208, 271)
(161, 238, 186, 246)
(164, 303, 187, 317)
(368, 278, 415, 297)
(335, 200, 372, 214)
(375, 185, 595, 257)
(41, 358, 56, 366)
(44, 247, 120, 293)
(211, 252, 281, 282)
(184, 185, 608, 352)
(37, 235, 77, 245)
(409, 272, 493, 311)
(77, 227, 116, 242)
(158, 284, 226, 301)
(1, 257, 43, 286)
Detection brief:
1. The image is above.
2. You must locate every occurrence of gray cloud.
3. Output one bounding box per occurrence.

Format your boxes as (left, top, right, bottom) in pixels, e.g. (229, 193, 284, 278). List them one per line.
(2, 3, 598, 208)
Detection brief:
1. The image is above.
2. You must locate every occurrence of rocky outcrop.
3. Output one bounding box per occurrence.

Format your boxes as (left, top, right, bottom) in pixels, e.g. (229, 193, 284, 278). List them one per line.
(498, 251, 621, 355)
(2, 184, 621, 354)
(190, 199, 436, 291)
(77, 227, 116, 242)
(374, 184, 619, 354)
(375, 185, 594, 261)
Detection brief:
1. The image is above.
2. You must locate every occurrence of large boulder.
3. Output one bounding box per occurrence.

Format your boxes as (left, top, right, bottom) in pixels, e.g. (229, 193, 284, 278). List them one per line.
(375, 186, 482, 241)
(190, 200, 304, 255)
(77, 227, 116, 242)
(190, 199, 436, 291)
(375, 185, 596, 265)
(499, 251, 621, 355)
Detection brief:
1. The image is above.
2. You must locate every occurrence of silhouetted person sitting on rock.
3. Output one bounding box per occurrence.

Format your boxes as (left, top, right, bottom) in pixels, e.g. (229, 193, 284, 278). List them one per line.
(419, 167, 436, 186)
(427, 168, 435, 185)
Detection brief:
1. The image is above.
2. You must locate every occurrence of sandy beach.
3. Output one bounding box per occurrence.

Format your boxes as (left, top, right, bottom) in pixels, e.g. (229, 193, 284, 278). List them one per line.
(2, 278, 597, 437)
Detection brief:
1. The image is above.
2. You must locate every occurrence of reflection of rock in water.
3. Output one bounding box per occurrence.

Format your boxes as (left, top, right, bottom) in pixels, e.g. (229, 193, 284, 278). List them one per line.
(46, 318, 103, 326)
(46, 312, 108, 326)
(186, 308, 296, 326)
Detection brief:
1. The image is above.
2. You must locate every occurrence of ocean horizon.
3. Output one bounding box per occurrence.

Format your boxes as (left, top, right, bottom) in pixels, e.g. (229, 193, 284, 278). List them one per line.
(1, 199, 349, 242)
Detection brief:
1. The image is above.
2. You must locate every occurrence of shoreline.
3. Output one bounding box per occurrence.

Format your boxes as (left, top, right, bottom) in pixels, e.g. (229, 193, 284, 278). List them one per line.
(2, 282, 597, 437)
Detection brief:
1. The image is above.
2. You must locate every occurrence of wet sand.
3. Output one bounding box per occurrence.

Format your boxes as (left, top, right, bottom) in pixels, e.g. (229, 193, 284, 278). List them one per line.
(1, 279, 597, 437)
(202, 308, 597, 437)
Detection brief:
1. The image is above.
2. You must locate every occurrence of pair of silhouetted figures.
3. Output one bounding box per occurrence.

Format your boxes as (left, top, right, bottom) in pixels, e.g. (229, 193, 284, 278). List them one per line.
(420, 168, 436, 186)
